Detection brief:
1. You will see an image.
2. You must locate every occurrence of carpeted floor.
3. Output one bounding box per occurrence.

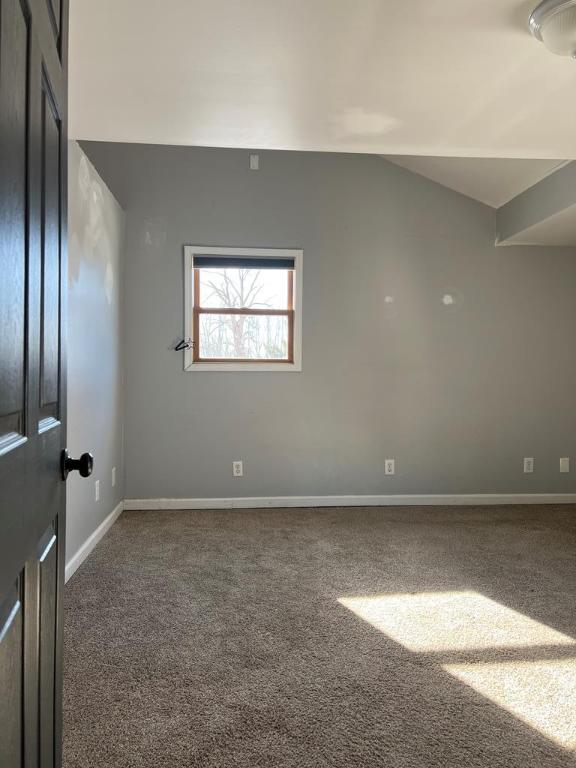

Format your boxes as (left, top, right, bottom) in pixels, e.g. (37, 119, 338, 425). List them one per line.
(63, 506, 576, 767)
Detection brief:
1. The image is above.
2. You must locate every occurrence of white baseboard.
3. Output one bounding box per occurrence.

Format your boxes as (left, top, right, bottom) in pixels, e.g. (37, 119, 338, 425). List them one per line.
(65, 501, 124, 583)
(124, 493, 576, 511)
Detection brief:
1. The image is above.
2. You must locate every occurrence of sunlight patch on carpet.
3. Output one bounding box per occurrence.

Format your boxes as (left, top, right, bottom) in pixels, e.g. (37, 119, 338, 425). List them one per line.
(339, 590, 576, 749)
(338, 591, 576, 652)
(445, 658, 576, 749)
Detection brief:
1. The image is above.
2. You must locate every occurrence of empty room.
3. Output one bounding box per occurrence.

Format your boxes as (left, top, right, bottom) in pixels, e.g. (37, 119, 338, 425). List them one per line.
(3, 1, 576, 766)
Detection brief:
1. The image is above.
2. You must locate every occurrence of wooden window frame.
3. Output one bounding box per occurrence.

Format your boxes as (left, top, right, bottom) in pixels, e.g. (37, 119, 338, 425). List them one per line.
(192, 268, 294, 364)
(183, 246, 303, 372)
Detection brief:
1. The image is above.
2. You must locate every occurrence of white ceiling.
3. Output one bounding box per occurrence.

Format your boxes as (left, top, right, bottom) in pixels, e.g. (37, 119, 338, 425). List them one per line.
(70, 0, 576, 159)
(381, 156, 566, 208)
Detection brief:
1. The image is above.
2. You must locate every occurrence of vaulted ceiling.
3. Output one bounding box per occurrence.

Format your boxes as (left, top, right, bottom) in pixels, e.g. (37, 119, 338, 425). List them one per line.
(70, 0, 576, 159)
(381, 156, 566, 208)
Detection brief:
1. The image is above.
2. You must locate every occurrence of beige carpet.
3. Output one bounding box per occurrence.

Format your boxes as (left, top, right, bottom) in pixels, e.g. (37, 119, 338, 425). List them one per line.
(63, 506, 576, 767)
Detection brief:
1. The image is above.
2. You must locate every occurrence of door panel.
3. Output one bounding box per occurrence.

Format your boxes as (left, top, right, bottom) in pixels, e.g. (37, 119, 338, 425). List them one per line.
(0, 583, 22, 768)
(0, 0, 28, 449)
(39, 527, 58, 768)
(0, 0, 69, 765)
(40, 83, 62, 425)
(46, 0, 60, 46)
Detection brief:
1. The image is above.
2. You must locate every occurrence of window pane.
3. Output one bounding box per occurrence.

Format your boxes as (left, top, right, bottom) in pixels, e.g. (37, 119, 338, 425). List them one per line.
(199, 268, 290, 309)
(199, 314, 290, 360)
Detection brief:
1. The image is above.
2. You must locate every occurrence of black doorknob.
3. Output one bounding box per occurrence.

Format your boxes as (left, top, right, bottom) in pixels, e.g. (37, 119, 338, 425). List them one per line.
(61, 450, 94, 481)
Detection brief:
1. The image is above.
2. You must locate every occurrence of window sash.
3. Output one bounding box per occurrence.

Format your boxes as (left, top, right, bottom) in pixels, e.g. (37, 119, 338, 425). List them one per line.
(192, 267, 295, 363)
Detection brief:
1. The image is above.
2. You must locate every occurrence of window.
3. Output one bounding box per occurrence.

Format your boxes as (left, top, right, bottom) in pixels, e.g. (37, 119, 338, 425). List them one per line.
(184, 246, 303, 371)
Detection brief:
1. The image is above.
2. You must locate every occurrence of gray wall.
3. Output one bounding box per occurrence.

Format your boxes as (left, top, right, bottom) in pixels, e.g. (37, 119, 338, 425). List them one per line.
(82, 141, 576, 499)
(67, 141, 125, 562)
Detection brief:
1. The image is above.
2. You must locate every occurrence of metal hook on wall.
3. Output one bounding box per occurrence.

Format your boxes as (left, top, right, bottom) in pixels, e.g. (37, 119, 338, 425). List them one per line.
(174, 338, 193, 351)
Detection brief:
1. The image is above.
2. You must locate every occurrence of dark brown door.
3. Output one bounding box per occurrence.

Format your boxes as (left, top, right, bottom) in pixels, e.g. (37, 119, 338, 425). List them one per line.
(0, 0, 69, 766)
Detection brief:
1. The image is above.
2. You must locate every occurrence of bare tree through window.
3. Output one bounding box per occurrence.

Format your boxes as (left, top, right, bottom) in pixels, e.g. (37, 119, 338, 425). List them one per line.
(193, 267, 294, 361)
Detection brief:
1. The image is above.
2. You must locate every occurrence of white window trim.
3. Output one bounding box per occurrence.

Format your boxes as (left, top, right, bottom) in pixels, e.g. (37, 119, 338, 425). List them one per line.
(183, 245, 303, 372)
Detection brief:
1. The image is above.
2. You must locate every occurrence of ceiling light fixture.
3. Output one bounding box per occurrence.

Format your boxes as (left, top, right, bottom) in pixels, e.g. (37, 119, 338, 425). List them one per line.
(530, 0, 576, 57)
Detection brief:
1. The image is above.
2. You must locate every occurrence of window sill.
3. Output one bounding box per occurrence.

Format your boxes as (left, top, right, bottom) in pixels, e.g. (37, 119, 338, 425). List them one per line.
(184, 360, 302, 373)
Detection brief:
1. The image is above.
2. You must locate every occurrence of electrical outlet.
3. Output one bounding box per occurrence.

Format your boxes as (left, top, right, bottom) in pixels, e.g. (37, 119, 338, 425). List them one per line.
(95, 479, 100, 502)
(524, 458, 534, 474)
(112, 466, 116, 487)
(385, 459, 395, 476)
(249, 153, 259, 170)
(560, 457, 570, 474)
(233, 461, 244, 477)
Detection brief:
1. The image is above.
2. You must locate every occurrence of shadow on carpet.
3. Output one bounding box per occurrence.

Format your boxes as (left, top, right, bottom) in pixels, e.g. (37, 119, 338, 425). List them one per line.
(64, 506, 576, 767)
